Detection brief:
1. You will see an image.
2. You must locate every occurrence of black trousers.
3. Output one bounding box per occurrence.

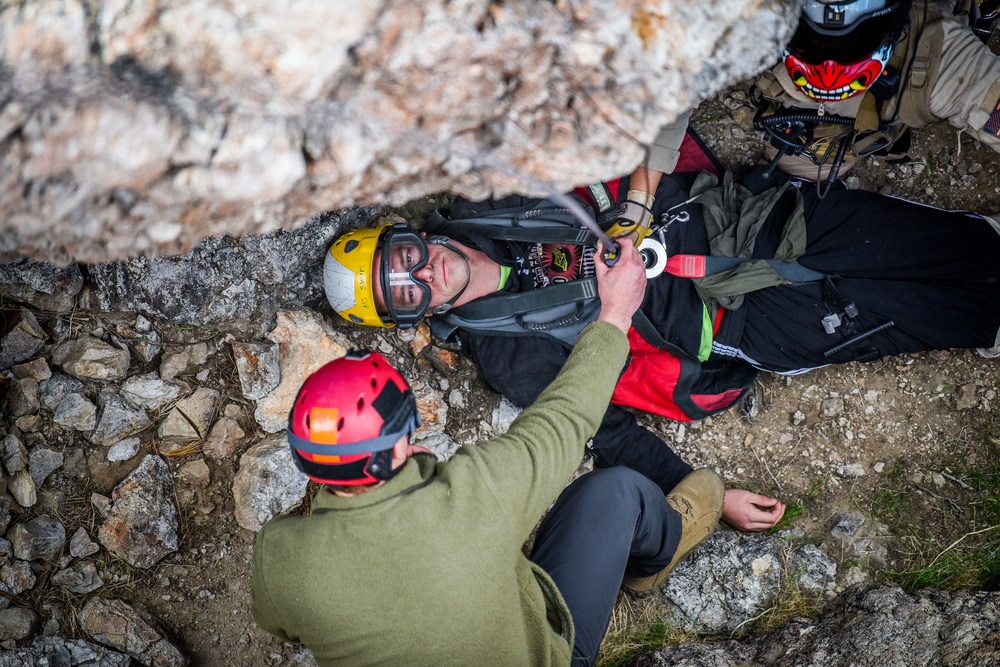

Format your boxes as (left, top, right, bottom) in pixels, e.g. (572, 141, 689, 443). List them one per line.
(529, 467, 682, 666)
(722, 188, 1000, 373)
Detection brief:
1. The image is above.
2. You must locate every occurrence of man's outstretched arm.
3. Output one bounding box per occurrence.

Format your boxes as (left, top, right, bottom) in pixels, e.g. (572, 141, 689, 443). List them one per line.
(459, 317, 785, 530)
(444, 240, 647, 527)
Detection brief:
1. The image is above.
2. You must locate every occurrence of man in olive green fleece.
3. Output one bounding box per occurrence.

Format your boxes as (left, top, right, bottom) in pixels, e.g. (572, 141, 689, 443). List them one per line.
(251, 239, 725, 667)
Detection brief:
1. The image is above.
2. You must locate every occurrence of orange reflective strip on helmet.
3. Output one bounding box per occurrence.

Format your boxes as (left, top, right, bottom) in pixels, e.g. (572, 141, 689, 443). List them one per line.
(309, 406, 340, 445)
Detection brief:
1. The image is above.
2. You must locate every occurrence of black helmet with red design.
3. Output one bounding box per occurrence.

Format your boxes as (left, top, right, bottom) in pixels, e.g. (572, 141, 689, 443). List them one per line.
(784, 0, 912, 101)
(287, 350, 420, 486)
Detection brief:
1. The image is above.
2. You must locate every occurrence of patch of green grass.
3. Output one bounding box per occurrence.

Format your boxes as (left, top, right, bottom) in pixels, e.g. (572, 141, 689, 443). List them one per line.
(871, 486, 909, 515)
(742, 578, 826, 637)
(890, 522, 1000, 592)
(598, 620, 672, 667)
(696, 112, 729, 123)
(597, 595, 697, 667)
(923, 152, 939, 180)
(768, 501, 804, 534)
(806, 474, 831, 500)
(767, 474, 830, 535)
(175, 322, 223, 344)
(870, 425, 1000, 592)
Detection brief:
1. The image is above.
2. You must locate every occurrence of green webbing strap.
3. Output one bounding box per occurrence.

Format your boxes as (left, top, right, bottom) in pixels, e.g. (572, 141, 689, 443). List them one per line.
(450, 278, 598, 320)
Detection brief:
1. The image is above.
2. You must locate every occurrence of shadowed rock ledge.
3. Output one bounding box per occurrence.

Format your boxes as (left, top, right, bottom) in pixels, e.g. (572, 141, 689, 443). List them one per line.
(632, 584, 1000, 667)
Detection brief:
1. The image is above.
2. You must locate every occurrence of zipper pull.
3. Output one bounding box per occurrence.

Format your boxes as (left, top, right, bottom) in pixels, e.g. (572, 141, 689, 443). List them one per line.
(817, 103, 826, 117)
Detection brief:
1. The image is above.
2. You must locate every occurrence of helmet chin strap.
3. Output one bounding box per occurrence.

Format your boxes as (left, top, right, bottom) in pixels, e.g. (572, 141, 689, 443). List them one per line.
(425, 236, 472, 315)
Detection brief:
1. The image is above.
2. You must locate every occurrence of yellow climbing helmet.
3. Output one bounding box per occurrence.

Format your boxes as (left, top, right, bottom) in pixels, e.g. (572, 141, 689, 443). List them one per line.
(323, 224, 393, 328)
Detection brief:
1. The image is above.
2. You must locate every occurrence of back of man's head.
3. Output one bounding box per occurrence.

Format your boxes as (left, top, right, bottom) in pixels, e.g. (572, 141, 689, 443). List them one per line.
(287, 350, 420, 488)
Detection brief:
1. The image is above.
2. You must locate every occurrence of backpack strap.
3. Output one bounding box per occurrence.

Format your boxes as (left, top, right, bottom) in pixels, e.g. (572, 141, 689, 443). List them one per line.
(436, 222, 595, 245)
(427, 195, 598, 246)
(586, 183, 616, 215)
(896, 1, 945, 127)
(450, 278, 598, 320)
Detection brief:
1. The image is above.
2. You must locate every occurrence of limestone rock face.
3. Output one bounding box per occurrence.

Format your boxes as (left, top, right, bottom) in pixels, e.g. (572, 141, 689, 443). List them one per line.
(97, 455, 179, 569)
(660, 530, 784, 634)
(232, 432, 309, 531)
(1, 0, 798, 264)
(78, 597, 188, 667)
(254, 309, 350, 433)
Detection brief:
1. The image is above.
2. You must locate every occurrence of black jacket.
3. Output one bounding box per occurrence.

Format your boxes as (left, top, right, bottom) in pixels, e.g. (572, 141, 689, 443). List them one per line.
(450, 173, 745, 494)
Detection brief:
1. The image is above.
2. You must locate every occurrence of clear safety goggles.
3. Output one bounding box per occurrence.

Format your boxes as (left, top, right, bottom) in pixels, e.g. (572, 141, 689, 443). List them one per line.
(379, 225, 432, 328)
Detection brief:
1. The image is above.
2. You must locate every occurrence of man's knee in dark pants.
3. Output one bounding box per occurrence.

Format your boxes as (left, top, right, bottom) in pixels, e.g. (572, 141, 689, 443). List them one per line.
(530, 467, 683, 666)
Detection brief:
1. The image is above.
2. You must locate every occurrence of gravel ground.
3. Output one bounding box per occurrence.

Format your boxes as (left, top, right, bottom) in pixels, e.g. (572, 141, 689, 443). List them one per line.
(7, 80, 999, 666)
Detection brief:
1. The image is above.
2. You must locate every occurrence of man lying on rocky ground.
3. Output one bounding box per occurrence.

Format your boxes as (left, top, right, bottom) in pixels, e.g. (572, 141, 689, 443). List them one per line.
(321, 155, 1000, 533)
(252, 241, 726, 667)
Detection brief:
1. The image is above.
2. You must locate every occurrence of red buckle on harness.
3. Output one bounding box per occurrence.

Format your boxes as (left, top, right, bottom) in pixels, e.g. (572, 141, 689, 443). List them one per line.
(665, 254, 707, 278)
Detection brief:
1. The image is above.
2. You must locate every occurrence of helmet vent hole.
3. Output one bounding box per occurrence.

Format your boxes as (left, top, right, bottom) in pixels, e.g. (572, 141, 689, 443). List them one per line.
(370, 378, 377, 389)
(338, 417, 345, 431)
(357, 397, 364, 411)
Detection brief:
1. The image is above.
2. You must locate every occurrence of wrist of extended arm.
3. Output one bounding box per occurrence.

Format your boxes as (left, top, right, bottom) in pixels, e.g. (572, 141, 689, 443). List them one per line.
(626, 189, 655, 209)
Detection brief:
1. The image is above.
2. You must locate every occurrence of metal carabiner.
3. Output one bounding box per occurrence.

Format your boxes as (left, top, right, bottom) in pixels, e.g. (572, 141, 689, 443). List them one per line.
(668, 209, 690, 225)
(660, 203, 692, 229)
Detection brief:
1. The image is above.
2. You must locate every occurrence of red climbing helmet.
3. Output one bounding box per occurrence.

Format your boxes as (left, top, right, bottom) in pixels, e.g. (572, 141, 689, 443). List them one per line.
(783, 0, 910, 101)
(287, 350, 420, 485)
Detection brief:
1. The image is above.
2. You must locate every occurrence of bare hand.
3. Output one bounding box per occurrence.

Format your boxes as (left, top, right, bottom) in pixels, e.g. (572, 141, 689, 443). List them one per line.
(721, 489, 786, 531)
(595, 238, 647, 334)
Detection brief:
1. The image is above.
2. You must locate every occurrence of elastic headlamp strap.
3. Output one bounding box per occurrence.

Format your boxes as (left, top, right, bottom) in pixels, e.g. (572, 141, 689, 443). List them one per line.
(286, 410, 421, 483)
(286, 404, 421, 457)
(287, 427, 407, 457)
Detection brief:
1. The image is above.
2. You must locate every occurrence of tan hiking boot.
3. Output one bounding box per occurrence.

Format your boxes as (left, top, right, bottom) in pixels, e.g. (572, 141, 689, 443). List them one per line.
(622, 468, 725, 595)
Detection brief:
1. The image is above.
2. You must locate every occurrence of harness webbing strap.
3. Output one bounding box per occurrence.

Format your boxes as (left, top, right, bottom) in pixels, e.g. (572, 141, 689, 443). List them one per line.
(664, 254, 828, 284)
(442, 222, 594, 245)
(450, 278, 599, 320)
(587, 183, 615, 214)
